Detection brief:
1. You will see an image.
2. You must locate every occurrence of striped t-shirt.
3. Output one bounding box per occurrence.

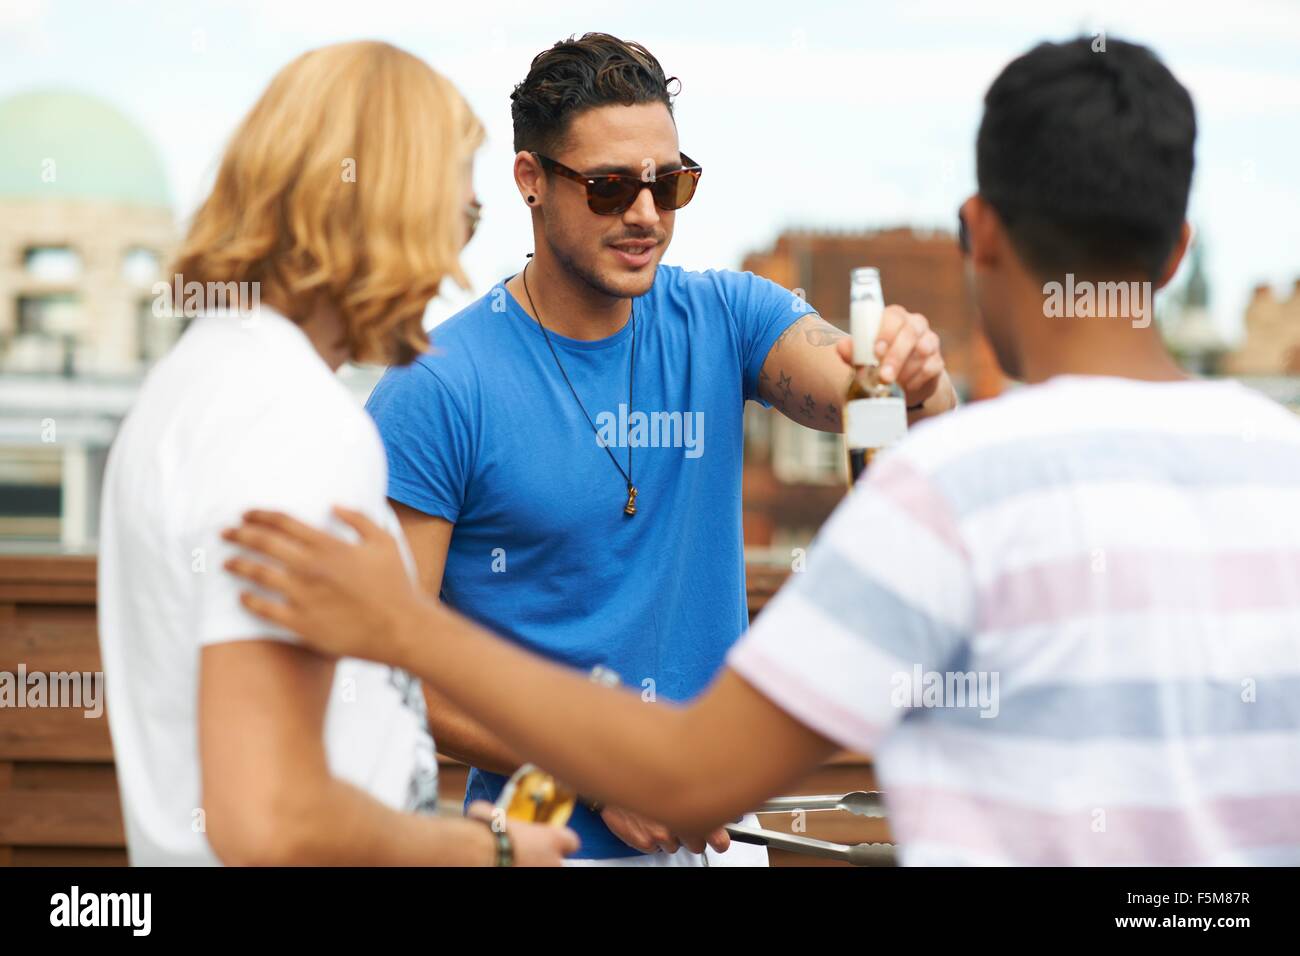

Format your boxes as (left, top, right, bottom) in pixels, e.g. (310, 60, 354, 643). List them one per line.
(730, 375, 1300, 866)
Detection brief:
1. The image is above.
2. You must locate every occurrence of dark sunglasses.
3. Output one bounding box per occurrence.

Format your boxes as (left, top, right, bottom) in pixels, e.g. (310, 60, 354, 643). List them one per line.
(533, 152, 702, 216)
(464, 197, 482, 244)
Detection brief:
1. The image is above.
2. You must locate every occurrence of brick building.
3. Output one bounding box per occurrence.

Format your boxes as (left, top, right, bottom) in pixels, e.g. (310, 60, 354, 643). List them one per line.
(740, 228, 1005, 560)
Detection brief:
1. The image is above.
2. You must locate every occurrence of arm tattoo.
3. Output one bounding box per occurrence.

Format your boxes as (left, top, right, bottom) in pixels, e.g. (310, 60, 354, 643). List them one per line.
(772, 317, 805, 351)
(757, 316, 851, 431)
(773, 314, 846, 351)
(802, 318, 848, 347)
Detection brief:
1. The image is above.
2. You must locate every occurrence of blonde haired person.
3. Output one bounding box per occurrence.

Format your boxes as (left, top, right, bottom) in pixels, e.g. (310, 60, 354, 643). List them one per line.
(97, 41, 578, 866)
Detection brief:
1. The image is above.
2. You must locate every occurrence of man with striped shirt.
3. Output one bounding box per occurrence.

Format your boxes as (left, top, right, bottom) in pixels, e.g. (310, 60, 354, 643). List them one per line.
(224, 36, 1300, 865)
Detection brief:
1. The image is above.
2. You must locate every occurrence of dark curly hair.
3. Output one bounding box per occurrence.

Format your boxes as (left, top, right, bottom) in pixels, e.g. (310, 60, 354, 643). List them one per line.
(511, 32, 678, 155)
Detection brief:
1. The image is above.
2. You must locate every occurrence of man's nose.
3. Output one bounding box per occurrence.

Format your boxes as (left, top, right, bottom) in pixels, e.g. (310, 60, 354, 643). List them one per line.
(622, 185, 660, 228)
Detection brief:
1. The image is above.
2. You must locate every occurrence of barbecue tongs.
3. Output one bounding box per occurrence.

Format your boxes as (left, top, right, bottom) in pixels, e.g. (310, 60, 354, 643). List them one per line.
(726, 791, 896, 866)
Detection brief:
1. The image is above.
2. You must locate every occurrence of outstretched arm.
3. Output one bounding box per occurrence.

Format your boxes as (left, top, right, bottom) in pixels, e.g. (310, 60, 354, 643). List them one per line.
(223, 509, 838, 835)
(757, 308, 957, 431)
(397, 607, 835, 835)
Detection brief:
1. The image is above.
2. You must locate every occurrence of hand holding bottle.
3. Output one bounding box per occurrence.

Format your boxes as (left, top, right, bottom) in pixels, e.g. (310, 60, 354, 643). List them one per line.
(836, 305, 947, 409)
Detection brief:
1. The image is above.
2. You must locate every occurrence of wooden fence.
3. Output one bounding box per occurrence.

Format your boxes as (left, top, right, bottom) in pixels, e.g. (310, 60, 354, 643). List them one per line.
(0, 554, 889, 866)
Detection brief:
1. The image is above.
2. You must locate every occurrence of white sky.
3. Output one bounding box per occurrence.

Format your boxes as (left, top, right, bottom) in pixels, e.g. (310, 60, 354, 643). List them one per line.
(3, 0, 1298, 340)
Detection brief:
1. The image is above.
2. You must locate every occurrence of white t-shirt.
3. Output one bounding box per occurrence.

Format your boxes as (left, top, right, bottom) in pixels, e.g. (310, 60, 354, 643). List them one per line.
(98, 308, 438, 866)
(731, 375, 1300, 866)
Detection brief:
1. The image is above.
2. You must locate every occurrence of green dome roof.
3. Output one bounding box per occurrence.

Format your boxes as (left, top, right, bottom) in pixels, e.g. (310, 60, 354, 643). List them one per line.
(0, 90, 170, 208)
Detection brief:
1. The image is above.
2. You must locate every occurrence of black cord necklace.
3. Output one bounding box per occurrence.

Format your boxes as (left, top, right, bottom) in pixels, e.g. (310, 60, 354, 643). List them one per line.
(522, 260, 638, 516)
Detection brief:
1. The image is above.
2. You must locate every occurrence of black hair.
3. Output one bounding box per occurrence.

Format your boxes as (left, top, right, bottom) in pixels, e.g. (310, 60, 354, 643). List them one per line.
(976, 36, 1196, 280)
(511, 32, 676, 155)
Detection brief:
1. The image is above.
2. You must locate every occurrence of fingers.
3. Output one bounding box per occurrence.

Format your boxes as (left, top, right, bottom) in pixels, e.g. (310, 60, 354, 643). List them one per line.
(333, 505, 385, 543)
(223, 555, 300, 603)
(676, 828, 730, 856)
(221, 522, 314, 569)
(624, 832, 656, 853)
(706, 827, 731, 854)
(876, 307, 927, 386)
(637, 819, 678, 854)
(601, 808, 650, 853)
(525, 804, 681, 859)
(237, 590, 296, 630)
(635, 819, 679, 854)
(654, 831, 681, 855)
(240, 509, 339, 551)
(554, 827, 581, 856)
(612, 814, 677, 854)
(902, 354, 946, 403)
(835, 336, 854, 368)
(895, 329, 943, 392)
(466, 800, 495, 823)
(681, 835, 708, 854)
(606, 813, 653, 853)
(872, 304, 908, 372)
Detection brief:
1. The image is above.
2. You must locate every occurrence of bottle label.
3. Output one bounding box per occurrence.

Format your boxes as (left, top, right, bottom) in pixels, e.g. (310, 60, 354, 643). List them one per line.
(845, 397, 907, 450)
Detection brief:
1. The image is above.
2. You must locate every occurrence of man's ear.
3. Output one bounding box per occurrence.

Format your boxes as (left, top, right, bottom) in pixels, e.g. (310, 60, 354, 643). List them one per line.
(965, 195, 1007, 272)
(513, 151, 544, 207)
(1155, 221, 1193, 291)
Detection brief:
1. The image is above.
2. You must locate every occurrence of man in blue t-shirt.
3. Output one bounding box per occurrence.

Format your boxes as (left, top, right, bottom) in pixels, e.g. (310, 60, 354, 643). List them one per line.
(366, 33, 958, 865)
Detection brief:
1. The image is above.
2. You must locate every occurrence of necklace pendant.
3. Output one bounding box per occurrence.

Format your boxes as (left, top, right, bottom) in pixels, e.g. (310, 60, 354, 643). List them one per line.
(624, 485, 638, 516)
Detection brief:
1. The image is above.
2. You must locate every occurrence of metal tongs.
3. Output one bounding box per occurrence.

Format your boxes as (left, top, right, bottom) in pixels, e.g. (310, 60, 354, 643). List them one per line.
(757, 791, 886, 817)
(725, 790, 896, 866)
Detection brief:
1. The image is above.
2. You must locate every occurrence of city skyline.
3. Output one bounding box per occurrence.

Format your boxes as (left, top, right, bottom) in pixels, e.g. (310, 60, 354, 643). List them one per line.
(3, 0, 1299, 339)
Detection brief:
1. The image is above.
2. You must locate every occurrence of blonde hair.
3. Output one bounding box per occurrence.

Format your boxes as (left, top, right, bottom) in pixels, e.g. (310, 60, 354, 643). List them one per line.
(172, 41, 483, 364)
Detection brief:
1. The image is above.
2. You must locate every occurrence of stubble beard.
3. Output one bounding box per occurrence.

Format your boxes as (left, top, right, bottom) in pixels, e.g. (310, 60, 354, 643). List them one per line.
(549, 229, 659, 302)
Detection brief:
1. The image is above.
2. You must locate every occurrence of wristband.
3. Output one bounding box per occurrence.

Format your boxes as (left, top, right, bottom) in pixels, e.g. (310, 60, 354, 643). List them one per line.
(478, 817, 514, 867)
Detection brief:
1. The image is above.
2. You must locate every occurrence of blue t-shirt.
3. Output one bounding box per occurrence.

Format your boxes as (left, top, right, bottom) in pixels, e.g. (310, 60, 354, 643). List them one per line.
(366, 264, 809, 858)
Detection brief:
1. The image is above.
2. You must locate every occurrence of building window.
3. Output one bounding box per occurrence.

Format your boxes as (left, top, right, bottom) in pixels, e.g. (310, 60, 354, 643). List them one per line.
(17, 293, 81, 335)
(23, 246, 82, 283)
(4, 294, 83, 373)
(122, 247, 162, 287)
(0, 446, 62, 542)
(772, 416, 844, 485)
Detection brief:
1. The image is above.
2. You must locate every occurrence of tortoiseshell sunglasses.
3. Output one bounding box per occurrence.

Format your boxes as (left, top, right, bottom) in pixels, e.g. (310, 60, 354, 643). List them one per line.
(533, 152, 703, 215)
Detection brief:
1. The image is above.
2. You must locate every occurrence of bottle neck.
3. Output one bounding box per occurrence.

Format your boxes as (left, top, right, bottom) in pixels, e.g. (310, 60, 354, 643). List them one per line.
(846, 363, 892, 400)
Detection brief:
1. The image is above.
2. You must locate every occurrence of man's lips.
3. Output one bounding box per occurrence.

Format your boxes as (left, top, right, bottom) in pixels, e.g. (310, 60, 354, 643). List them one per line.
(608, 238, 659, 266)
